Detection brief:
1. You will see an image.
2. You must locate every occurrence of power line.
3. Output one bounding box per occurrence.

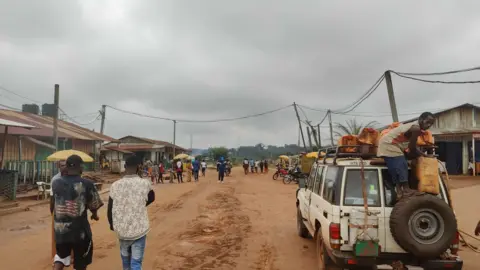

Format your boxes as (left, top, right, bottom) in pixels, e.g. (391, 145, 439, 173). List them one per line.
(393, 66, 480, 76)
(0, 103, 21, 111)
(0, 85, 43, 104)
(106, 104, 293, 123)
(391, 71, 480, 84)
(59, 107, 100, 126)
(333, 74, 385, 113)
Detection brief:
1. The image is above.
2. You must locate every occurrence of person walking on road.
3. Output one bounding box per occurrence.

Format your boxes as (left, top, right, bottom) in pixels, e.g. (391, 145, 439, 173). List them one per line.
(259, 160, 264, 174)
(157, 161, 165, 184)
(254, 160, 259, 173)
(243, 158, 249, 175)
(249, 159, 255, 173)
(377, 112, 435, 200)
(108, 155, 155, 270)
(217, 157, 226, 183)
(176, 159, 183, 183)
(192, 158, 200, 182)
(264, 160, 269, 173)
(51, 155, 104, 270)
(201, 159, 207, 177)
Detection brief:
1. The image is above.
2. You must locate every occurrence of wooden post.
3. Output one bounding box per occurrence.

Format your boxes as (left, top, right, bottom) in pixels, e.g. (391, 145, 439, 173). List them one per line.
(306, 126, 313, 151)
(172, 120, 177, 159)
(317, 124, 322, 148)
(473, 134, 476, 176)
(100, 105, 106, 134)
(53, 84, 59, 150)
(1, 126, 8, 169)
(384, 71, 399, 123)
(293, 102, 308, 151)
(328, 111, 334, 146)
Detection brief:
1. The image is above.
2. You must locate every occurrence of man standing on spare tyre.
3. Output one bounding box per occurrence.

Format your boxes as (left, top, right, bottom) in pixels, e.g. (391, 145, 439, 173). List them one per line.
(377, 112, 435, 200)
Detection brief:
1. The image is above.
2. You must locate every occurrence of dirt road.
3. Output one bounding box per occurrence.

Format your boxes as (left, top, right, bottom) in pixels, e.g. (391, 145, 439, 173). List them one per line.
(0, 168, 478, 269)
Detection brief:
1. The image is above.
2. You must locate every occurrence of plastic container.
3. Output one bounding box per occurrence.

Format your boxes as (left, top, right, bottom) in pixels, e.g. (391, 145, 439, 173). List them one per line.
(358, 128, 379, 145)
(416, 157, 440, 195)
(338, 135, 358, 153)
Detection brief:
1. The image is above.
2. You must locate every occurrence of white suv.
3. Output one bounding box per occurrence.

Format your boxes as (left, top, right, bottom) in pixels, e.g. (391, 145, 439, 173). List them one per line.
(296, 156, 463, 270)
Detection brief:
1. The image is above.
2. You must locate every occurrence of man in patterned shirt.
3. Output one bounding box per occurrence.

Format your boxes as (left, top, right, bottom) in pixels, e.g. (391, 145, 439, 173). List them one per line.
(108, 155, 155, 270)
(52, 155, 104, 270)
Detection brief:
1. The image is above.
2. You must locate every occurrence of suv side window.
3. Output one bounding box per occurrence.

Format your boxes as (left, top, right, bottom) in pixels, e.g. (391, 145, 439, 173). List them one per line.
(344, 169, 381, 207)
(307, 163, 318, 191)
(322, 166, 339, 203)
(313, 166, 324, 195)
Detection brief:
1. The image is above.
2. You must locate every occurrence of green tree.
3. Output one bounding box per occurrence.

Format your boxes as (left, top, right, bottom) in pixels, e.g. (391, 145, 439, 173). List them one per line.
(334, 119, 378, 137)
(208, 147, 229, 161)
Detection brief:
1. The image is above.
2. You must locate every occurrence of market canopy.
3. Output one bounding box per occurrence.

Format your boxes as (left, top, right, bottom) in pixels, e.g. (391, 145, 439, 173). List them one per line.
(279, 155, 289, 160)
(174, 153, 189, 160)
(305, 152, 318, 158)
(47, 150, 94, 162)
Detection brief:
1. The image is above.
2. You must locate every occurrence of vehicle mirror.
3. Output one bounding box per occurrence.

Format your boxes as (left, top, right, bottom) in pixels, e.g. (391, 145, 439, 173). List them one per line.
(298, 177, 306, 188)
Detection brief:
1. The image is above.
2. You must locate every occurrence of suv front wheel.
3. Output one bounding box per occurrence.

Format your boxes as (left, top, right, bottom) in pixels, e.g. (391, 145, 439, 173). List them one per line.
(316, 231, 341, 270)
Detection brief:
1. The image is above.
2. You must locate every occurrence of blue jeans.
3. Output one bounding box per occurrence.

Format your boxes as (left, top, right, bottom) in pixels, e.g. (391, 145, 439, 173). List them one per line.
(384, 156, 409, 185)
(119, 235, 146, 270)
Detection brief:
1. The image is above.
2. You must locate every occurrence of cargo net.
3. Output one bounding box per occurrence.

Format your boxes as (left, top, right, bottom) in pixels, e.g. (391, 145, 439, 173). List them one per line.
(0, 170, 18, 200)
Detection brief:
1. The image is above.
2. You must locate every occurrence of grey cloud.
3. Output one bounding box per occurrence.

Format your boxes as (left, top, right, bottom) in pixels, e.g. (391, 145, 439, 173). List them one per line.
(1, 0, 480, 148)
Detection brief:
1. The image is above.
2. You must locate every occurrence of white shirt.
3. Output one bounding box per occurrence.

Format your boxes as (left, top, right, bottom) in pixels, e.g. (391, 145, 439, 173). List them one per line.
(243, 160, 249, 165)
(110, 175, 152, 240)
(255, 161, 259, 167)
(176, 161, 182, 169)
(201, 162, 207, 168)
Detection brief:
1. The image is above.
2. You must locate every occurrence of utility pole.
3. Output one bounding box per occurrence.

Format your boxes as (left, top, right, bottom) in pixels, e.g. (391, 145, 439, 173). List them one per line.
(172, 120, 177, 159)
(190, 134, 193, 150)
(293, 102, 307, 151)
(317, 124, 322, 148)
(53, 84, 59, 150)
(384, 71, 399, 122)
(328, 110, 334, 146)
(306, 126, 313, 151)
(100, 105, 106, 134)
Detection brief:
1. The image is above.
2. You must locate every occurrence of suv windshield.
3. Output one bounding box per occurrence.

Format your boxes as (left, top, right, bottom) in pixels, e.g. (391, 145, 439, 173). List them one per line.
(343, 169, 381, 207)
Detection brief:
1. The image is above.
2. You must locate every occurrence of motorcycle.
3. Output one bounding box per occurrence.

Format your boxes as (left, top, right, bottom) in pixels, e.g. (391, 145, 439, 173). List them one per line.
(273, 166, 288, 180)
(283, 167, 304, 184)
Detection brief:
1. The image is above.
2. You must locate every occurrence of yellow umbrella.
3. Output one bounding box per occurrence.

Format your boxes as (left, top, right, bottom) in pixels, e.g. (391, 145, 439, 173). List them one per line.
(305, 152, 318, 158)
(174, 153, 189, 160)
(47, 149, 94, 162)
(279, 155, 289, 160)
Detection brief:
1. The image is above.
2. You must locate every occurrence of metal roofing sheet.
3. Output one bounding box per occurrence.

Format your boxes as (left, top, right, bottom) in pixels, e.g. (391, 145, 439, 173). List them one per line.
(0, 109, 114, 141)
(0, 118, 35, 129)
(430, 127, 480, 135)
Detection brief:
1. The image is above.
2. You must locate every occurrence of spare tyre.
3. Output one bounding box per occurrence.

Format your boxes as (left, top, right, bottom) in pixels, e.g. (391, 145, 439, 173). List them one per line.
(390, 192, 457, 259)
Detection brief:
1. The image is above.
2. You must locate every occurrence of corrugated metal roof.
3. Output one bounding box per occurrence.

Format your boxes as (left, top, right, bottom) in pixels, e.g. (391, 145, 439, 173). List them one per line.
(116, 136, 187, 151)
(101, 146, 133, 154)
(0, 118, 35, 129)
(401, 103, 480, 124)
(0, 109, 114, 141)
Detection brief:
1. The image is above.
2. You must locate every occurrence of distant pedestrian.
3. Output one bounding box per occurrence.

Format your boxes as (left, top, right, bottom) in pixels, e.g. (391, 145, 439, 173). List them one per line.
(264, 160, 269, 173)
(157, 162, 165, 184)
(259, 160, 264, 173)
(243, 158, 249, 175)
(186, 161, 192, 182)
(218, 157, 226, 183)
(176, 159, 183, 183)
(201, 159, 207, 177)
(249, 159, 255, 173)
(192, 159, 200, 182)
(52, 155, 104, 270)
(151, 162, 158, 184)
(108, 155, 155, 270)
(255, 160, 259, 173)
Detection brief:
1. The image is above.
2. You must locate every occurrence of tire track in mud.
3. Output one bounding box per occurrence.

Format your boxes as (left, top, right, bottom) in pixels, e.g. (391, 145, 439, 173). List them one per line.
(253, 243, 276, 270)
(152, 185, 251, 270)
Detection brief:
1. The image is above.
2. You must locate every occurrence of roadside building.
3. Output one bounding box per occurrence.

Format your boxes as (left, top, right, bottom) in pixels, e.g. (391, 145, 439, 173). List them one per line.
(402, 103, 480, 175)
(0, 108, 114, 183)
(102, 135, 188, 164)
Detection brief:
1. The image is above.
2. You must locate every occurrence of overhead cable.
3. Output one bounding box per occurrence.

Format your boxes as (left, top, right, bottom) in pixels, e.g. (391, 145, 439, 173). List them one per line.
(106, 104, 293, 123)
(333, 74, 385, 114)
(391, 71, 480, 84)
(0, 86, 43, 104)
(393, 66, 480, 76)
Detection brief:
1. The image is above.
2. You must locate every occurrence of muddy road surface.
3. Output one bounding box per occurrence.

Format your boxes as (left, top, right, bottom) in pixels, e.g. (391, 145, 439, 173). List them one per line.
(0, 167, 478, 269)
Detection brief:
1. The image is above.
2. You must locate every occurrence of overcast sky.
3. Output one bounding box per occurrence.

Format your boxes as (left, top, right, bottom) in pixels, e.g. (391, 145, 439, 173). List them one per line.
(1, 1, 480, 149)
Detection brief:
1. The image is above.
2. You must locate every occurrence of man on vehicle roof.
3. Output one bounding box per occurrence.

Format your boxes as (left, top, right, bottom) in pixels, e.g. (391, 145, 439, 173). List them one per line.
(377, 112, 435, 199)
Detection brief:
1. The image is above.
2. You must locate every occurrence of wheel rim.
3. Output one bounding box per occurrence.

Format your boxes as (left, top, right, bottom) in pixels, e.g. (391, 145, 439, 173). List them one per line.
(408, 208, 445, 245)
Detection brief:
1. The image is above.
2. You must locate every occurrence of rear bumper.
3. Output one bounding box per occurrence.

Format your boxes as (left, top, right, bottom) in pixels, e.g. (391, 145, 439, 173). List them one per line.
(328, 249, 463, 269)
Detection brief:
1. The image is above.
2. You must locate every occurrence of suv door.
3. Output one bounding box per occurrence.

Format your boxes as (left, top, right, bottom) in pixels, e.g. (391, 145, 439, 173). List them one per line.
(316, 166, 340, 242)
(308, 165, 325, 230)
(301, 163, 318, 221)
(339, 167, 386, 252)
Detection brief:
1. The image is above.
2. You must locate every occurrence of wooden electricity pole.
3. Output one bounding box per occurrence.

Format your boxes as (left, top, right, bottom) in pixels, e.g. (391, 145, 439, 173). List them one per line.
(384, 71, 399, 122)
(100, 105, 106, 134)
(53, 84, 59, 150)
(172, 120, 177, 159)
(328, 110, 334, 146)
(293, 102, 307, 151)
(306, 126, 313, 151)
(317, 124, 322, 148)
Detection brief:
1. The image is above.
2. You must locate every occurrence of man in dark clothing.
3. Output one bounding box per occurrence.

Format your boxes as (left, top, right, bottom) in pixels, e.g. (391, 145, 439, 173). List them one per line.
(52, 155, 104, 270)
(218, 157, 226, 183)
(192, 159, 200, 182)
(259, 160, 264, 173)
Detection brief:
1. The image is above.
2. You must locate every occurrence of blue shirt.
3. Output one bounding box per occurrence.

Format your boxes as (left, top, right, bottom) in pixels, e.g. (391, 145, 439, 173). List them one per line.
(249, 160, 254, 166)
(218, 161, 226, 173)
(192, 160, 200, 171)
